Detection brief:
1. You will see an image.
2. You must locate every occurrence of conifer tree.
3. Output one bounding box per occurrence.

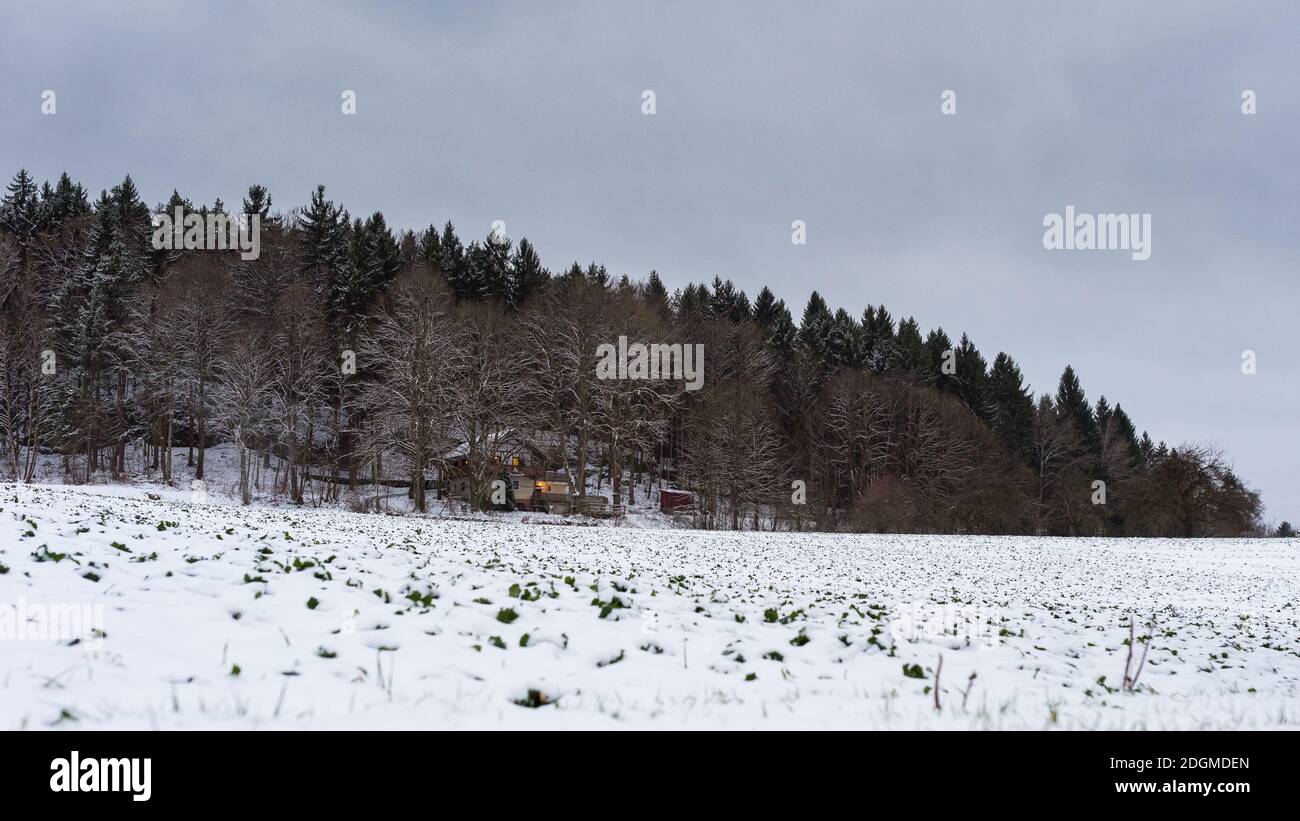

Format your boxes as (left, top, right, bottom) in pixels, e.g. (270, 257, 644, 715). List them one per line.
(508, 237, 547, 307)
(954, 333, 990, 419)
(891, 316, 927, 375)
(438, 222, 466, 293)
(1, 169, 39, 268)
(1139, 431, 1156, 463)
(749, 287, 795, 352)
(924, 327, 956, 393)
(242, 184, 272, 221)
(862, 304, 897, 372)
(1094, 395, 1112, 428)
(642, 270, 670, 317)
(766, 302, 797, 355)
(1111, 404, 1141, 465)
(987, 352, 1035, 461)
(362, 212, 401, 285)
(676, 282, 711, 321)
(559, 261, 584, 284)
(798, 291, 833, 360)
(584, 262, 609, 287)
(479, 230, 512, 302)
(164, 189, 192, 213)
(827, 308, 864, 368)
(416, 223, 442, 266)
(298, 185, 350, 299)
(709, 277, 751, 322)
(753, 286, 779, 328)
(335, 213, 399, 331)
(110, 176, 154, 273)
(44, 171, 90, 224)
(1055, 365, 1098, 454)
(459, 241, 488, 300)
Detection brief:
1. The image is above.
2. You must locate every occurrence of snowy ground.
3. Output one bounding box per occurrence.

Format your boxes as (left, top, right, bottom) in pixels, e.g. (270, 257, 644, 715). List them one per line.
(16, 443, 682, 527)
(2, 481, 1298, 730)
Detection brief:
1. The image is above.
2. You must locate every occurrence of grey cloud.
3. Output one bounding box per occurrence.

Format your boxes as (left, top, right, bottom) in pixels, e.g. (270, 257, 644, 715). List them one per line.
(2, 0, 1295, 520)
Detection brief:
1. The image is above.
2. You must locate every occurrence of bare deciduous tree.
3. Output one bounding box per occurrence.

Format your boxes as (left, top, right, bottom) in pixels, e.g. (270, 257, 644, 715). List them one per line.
(355, 279, 457, 512)
(212, 336, 273, 504)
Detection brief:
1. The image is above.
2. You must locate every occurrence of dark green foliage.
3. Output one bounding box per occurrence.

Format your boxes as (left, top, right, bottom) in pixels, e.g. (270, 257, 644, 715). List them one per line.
(242, 184, 272, 220)
(862, 304, 896, 372)
(514, 689, 553, 708)
(891, 316, 927, 375)
(416, 222, 442, 265)
(988, 352, 1035, 461)
(954, 333, 990, 419)
(827, 308, 864, 368)
(924, 327, 956, 393)
(798, 291, 834, 358)
(509, 237, 548, 306)
(1056, 365, 1098, 455)
(709, 276, 751, 322)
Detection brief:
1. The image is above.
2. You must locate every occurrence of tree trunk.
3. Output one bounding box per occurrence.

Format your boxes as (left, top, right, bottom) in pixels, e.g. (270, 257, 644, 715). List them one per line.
(611, 448, 623, 507)
(239, 440, 252, 505)
(195, 375, 207, 480)
(575, 429, 588, 498)
(162, 413, 174, 482)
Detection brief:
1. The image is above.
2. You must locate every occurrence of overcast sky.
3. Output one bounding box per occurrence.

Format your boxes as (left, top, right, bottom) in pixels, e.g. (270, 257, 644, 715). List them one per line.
(2, 1, 1296, 523)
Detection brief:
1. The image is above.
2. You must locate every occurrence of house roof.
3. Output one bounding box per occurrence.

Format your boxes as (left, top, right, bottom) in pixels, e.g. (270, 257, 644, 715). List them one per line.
(442, 427, 522, 460)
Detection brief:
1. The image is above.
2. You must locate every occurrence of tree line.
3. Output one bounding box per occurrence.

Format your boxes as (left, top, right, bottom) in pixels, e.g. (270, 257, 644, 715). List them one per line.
(0, 169, 1266, 536)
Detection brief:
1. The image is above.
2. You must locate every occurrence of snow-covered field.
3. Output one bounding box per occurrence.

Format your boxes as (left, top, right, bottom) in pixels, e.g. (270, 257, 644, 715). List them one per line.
(2, 481, 1298, 730)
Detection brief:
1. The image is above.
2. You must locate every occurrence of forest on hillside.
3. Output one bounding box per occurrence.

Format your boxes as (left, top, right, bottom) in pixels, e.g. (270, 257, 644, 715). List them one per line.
(0, 170, 1265, 536)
